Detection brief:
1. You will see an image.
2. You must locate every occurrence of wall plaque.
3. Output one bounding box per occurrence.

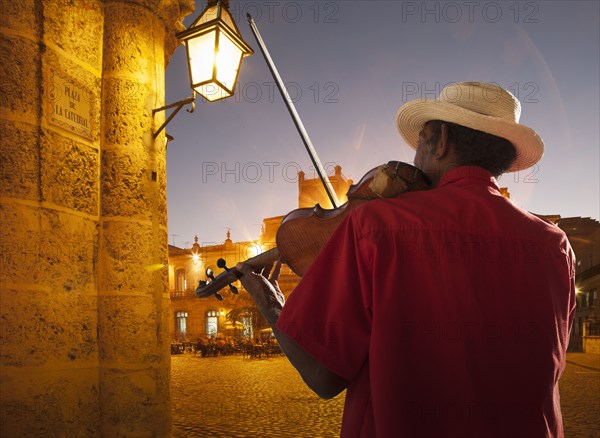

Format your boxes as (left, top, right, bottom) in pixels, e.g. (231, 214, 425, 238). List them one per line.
(47, 69, 93, 140)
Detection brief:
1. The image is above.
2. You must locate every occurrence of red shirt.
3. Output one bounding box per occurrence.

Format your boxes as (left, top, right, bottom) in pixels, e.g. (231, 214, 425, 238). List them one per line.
(276, 166, 575, 438)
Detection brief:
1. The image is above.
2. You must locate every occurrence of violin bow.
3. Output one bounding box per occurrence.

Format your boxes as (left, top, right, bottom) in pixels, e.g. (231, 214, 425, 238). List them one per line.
(247, 14, 340, 209)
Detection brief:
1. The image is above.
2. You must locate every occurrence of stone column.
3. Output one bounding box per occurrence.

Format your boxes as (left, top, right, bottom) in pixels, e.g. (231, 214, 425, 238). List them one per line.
(98, 0, 191, 436)
(1, 1, 104, 436)
(1, 0, 193, 436)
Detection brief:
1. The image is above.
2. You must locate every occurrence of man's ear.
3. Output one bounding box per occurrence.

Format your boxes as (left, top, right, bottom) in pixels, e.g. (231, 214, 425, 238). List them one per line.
(434, 123, 451, 159)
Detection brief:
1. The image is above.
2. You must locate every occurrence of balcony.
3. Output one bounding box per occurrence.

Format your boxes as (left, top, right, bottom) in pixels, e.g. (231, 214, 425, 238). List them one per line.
(170, 289, 197, 299)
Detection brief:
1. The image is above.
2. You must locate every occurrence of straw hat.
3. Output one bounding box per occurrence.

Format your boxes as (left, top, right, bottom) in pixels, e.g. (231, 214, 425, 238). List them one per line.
(396, 81, 544, 172)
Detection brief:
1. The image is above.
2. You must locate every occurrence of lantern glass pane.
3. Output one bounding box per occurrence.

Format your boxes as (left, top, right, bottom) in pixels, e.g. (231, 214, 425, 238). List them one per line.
(196, 5, 219, 25)
(216, 34, 243, 93)
(188, 31, 216, 85)
(220, 9, 237, 31)
(195, 83, 230, 102)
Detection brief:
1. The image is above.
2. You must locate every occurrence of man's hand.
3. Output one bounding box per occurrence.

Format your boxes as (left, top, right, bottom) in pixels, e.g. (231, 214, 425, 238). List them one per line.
(235, 259, 348, 399)
(235, 260, 285, 326)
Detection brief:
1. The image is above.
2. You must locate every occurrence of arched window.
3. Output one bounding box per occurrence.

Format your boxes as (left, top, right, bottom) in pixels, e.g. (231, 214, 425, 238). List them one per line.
(176, 311, 188, 341)
(206, 310, 218, 337)
(176, 269, 186, 292)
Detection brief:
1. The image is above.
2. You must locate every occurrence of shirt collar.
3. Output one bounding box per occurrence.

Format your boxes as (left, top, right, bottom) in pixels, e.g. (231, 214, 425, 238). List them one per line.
(436, 166, 500, 190)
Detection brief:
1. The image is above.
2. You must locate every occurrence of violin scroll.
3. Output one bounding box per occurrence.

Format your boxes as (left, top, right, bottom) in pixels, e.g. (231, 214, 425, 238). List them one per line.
(196, 248, 281, 299)
(199, 268, 224, 300)
(217, 258, 239, 294)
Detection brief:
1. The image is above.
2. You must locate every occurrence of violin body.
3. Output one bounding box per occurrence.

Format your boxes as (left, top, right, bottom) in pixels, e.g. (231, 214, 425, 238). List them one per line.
(277, 161, 430, 276)
(196, 161, 430, 299)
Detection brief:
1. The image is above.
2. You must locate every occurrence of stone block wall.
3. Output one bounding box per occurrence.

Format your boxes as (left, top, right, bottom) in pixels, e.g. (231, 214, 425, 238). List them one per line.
(0, 0, 194, 436)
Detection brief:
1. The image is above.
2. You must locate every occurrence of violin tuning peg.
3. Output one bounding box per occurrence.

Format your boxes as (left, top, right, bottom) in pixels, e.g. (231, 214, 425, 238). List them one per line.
(215, 259, 239, 294)
(214, 291, 224, 301)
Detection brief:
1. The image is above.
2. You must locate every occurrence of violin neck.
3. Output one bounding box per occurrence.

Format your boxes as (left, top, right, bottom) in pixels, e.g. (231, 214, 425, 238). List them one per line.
(245, 247, 281, 269)
(196, 247, 280, 299)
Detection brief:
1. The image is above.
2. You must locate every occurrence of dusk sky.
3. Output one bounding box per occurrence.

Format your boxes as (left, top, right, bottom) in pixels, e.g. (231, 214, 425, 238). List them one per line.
(165, 1, 599, 249)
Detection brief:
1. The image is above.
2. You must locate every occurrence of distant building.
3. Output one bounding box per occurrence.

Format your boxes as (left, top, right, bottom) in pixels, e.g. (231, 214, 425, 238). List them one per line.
(297, 164, 353, 208)
(168, 231, 289, 343)
(168, 167, 353, 343)
(169, 171, 600, 354)
(557, 217, 600, 352)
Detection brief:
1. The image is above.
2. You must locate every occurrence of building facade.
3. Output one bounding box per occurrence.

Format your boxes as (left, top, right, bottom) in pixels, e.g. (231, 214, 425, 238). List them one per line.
(168, 231, 299, 344)
(168, 167, 354, 344)
(169, 182, 600, 354)
(558, 217, 600, 352)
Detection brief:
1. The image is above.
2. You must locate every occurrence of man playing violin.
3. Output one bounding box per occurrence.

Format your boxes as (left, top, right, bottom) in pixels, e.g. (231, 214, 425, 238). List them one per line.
(237, 82, 575, 438)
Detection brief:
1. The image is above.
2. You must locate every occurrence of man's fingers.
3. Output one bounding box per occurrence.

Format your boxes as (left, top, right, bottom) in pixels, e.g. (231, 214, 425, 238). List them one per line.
(235, 261, 282, 290)
(235, 262, 255, 276)
(270, 259, 282, 282)
(262, 262, 274, 278)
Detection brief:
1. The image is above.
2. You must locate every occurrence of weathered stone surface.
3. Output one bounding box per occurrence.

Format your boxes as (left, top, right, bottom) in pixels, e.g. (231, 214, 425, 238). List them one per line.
(154, 0, 195, 31)
(0, 0, 37, 35)
(99, 219, 168, 292)
(100, 0, 194, 66)
(100, 148, 168, 223)
(103, 1, 165, 78)
(97, 296, 171, 364)
(43, 0, 104, 71)
(0, 119, 40, 201)
(100, 148, 152, 217)
(41, 131, 99, 214)
(0, 368, 101, 438)
(0, 33, 40, 118)
(99, 366, 171, 437)
(155, 149, 168, 226)
(0, 288, 98, 367)
(0, 203, 98, 291)
(101, 77, 155, 147)
(1, 0, 194, 435)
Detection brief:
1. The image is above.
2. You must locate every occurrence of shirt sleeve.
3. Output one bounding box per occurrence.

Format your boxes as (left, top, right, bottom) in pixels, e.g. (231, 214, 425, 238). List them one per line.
(275, 213, 373, 381)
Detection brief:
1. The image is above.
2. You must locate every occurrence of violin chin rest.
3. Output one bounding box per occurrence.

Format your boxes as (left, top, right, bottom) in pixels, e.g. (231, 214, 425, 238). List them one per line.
(369, 164, 409, 198)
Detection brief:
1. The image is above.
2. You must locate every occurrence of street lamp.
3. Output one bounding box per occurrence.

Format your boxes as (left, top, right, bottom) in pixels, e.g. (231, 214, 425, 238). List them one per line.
(152, 0, 253, 138)
(178, 0, 253, 102)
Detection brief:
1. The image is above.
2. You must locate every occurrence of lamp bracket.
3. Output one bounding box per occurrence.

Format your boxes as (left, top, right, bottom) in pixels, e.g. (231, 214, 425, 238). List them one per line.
(152, 95, 196, 139)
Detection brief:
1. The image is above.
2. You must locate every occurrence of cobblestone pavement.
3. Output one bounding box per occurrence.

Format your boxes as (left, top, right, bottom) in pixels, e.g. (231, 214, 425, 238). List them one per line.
(171, 354, 343, 437)
(171, 353, 599, 437)
(560, 353, 600, 438)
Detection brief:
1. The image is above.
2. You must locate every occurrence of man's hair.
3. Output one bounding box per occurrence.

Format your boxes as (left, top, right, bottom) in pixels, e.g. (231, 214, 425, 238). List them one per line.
(426, 120, 517, 176)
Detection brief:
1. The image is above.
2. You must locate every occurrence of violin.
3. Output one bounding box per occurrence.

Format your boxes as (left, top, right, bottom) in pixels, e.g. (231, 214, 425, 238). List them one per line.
(196, 161, 430, 300)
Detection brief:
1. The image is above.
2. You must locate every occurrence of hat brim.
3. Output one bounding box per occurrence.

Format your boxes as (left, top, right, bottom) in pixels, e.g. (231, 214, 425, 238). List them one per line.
(396, 100, 544, 172)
